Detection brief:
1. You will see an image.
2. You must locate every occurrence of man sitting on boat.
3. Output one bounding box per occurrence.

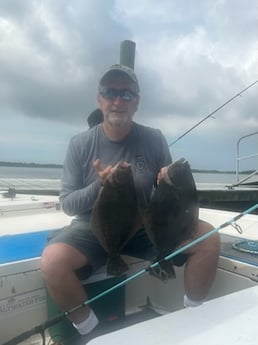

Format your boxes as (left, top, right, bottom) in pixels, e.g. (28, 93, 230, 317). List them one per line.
(41, 64, 220, 337)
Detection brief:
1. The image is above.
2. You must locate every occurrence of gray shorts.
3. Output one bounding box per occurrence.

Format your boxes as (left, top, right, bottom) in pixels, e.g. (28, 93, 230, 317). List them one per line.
(47, 218, 187, 278)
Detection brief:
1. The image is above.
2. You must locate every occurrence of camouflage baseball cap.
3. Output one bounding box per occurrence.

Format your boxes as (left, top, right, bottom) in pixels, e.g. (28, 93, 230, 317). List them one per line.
(99, 64, 140, 93)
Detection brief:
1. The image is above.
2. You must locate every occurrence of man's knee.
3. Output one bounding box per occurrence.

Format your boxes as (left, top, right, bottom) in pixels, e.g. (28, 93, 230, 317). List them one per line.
(187, 220, 220, 255)
(41, 244, 66, 281)
(199, 220, 220, 250)
(41, 243, 86, 279)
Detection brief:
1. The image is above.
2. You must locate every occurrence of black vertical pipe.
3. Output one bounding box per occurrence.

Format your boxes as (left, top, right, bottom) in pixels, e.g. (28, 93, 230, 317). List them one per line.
(120, 40, 136, 69)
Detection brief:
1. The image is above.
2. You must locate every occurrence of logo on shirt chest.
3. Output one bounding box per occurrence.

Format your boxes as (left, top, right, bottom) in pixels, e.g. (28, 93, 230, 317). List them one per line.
(135, 155, 145, 172)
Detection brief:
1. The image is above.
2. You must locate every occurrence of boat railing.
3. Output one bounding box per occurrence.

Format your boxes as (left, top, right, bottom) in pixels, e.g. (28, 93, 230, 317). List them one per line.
(235, 131, 258, 186)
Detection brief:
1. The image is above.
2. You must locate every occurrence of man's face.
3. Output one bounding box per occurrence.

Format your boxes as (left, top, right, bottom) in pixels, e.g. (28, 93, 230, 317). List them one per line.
(97, 77, 139, 129)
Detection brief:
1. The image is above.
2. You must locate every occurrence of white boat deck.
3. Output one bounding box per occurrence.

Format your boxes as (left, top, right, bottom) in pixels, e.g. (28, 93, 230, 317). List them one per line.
(1, 193, 258, 345)
(0, 193, 72, 236)
(88, 285, 258, 345)
(0, 178, 61, 191)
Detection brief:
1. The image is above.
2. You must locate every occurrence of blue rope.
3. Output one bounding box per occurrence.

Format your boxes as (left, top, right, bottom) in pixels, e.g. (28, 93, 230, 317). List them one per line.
(67, 203, 258, 314)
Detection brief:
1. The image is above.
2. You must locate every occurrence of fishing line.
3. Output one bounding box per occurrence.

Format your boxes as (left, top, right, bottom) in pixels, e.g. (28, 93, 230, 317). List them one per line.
(3, 203, 258, 345)
(169, 80, 258, 147)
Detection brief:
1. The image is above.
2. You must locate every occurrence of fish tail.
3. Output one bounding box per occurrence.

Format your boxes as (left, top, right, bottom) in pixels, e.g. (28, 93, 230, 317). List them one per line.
(149, 259, 176, 282)
(160, 259, 176, 279)
(107, 256, 129, 276)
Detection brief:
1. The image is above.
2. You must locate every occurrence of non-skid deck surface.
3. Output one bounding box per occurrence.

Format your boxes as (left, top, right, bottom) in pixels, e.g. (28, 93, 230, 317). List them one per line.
(220, 233, 258, 266)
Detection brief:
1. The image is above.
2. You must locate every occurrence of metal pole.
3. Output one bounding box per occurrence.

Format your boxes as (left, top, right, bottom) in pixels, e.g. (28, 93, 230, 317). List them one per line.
(236, 131, 258, 182)
(120, 40, 136, 69)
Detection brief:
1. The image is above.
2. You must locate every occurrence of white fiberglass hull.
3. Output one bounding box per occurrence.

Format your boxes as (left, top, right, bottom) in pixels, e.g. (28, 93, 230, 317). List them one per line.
(1, 194, 258, 344)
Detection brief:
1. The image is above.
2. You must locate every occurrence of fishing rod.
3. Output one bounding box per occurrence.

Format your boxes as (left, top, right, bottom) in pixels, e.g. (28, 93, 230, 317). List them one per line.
(169, 80, 258, 147)
(3, 203, 258, 345)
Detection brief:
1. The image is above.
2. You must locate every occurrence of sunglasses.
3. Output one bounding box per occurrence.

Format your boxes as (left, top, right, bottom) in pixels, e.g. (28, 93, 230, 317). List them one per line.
(100, 87, 138, 101)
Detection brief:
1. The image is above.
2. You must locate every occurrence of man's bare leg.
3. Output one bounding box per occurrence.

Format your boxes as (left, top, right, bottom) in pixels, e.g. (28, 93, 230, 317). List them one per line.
(41, 243, 98, 334)
(183, 221, 220, 305)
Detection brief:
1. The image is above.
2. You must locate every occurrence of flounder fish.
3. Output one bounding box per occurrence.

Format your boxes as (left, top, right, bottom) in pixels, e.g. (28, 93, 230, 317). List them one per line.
(144, 158, 199, 281)
(91, 162, 138, 276)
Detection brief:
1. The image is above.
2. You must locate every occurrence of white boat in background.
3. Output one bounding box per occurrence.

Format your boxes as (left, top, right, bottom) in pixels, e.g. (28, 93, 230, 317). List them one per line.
(1, 192, 258, 345)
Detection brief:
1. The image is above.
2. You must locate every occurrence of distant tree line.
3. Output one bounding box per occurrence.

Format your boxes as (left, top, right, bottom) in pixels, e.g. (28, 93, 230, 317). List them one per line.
(0, 161, 63, 168)
(191, 168, 257, 174)
(0, 161, 256, 174)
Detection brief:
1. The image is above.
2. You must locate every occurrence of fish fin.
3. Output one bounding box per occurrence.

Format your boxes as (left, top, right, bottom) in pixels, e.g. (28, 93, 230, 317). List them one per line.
(106, 256, 129, 276)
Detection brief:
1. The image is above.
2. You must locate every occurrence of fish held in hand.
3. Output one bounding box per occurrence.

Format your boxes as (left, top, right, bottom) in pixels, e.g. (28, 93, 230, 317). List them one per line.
(91, 162, 138, 276)
(144, 158, 199, 281)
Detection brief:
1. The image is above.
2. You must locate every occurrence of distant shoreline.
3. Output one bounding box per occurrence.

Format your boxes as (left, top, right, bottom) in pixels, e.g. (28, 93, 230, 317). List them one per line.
(1, 160, 255, 175)
(0, 161, 62, 169)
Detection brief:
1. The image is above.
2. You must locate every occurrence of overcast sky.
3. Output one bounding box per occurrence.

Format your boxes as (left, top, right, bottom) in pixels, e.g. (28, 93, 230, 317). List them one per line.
(0, 0, 257, 170)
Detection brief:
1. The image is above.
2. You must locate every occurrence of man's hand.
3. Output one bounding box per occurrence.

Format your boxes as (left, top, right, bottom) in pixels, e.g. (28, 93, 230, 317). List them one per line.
(157, 166, 168, 185)
(94, 160, 131, 185)
(93, 159, 113, 185)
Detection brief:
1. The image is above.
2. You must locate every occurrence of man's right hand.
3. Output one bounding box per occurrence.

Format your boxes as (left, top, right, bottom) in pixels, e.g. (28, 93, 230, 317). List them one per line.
(93, 159, 113, 185)
(157, 166, 168, 185)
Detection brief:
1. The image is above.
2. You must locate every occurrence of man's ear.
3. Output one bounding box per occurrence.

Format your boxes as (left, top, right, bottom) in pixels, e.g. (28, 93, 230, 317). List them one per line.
(135, 95, 140, 111)
(97, 93, 101, 105)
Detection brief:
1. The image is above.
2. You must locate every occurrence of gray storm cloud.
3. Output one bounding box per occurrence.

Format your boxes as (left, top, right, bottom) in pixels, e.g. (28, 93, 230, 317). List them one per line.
(0, 0, 257, 169)
(0, 0, 132, 122)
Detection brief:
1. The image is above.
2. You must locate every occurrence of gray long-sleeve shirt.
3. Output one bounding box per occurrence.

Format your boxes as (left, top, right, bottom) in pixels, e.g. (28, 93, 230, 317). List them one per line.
(60, 122, 172, 220)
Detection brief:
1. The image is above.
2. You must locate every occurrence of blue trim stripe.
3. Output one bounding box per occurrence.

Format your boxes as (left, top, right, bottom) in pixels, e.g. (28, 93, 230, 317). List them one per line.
(0, 230, 50, 264)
